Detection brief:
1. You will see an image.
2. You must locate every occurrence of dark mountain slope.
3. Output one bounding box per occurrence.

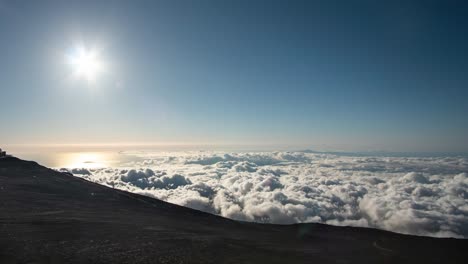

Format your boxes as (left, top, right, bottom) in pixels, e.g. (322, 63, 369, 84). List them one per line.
(0, 157, 467, 263)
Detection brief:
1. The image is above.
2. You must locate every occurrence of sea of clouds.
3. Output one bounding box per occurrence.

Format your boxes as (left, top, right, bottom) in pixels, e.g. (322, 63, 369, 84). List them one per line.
(65, 151, 468, 238)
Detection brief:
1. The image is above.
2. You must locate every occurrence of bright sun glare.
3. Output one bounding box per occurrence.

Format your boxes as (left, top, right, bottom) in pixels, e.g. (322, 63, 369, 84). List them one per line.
(67, 46, 103, 82)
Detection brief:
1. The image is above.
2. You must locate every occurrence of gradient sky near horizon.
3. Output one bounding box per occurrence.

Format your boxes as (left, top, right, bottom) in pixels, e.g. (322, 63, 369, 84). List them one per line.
(1, 0, 467, 152)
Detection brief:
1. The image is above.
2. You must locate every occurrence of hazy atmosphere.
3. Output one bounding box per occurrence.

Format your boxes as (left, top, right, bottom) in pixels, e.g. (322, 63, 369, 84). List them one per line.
(1, 0, 468, 152)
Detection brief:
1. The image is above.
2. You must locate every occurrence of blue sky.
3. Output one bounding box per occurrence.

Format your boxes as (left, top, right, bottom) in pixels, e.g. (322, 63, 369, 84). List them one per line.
(1, 0, 467, 151)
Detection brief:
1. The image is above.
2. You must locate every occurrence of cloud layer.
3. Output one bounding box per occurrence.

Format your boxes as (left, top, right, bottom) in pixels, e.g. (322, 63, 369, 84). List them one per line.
(66, 151, 468, 238)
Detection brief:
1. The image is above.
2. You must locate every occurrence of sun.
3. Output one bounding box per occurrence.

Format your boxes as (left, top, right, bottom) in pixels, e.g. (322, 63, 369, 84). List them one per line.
(67, 46, 103, 82)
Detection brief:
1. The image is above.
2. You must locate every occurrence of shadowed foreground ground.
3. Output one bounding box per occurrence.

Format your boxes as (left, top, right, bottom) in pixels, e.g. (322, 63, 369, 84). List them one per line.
(0, 157, 467, 263)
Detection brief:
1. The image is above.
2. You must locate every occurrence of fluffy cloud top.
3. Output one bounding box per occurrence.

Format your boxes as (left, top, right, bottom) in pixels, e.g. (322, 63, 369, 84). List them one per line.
(70, 151, 468, 238)
(70, 168, 91, 175)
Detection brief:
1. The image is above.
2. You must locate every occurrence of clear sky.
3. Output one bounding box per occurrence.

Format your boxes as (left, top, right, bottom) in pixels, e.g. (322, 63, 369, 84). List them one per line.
(1, 0, 467, 152)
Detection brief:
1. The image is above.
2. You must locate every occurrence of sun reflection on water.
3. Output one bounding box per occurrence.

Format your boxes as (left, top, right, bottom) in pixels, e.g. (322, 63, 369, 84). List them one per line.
(6, 147, 145, 169)
(61, 152, 110, 169)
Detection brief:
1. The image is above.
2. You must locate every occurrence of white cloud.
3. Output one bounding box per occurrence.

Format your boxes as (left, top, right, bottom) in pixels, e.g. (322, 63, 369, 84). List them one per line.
(69, 151, 468, 238)
(70, 168, 91, 175)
